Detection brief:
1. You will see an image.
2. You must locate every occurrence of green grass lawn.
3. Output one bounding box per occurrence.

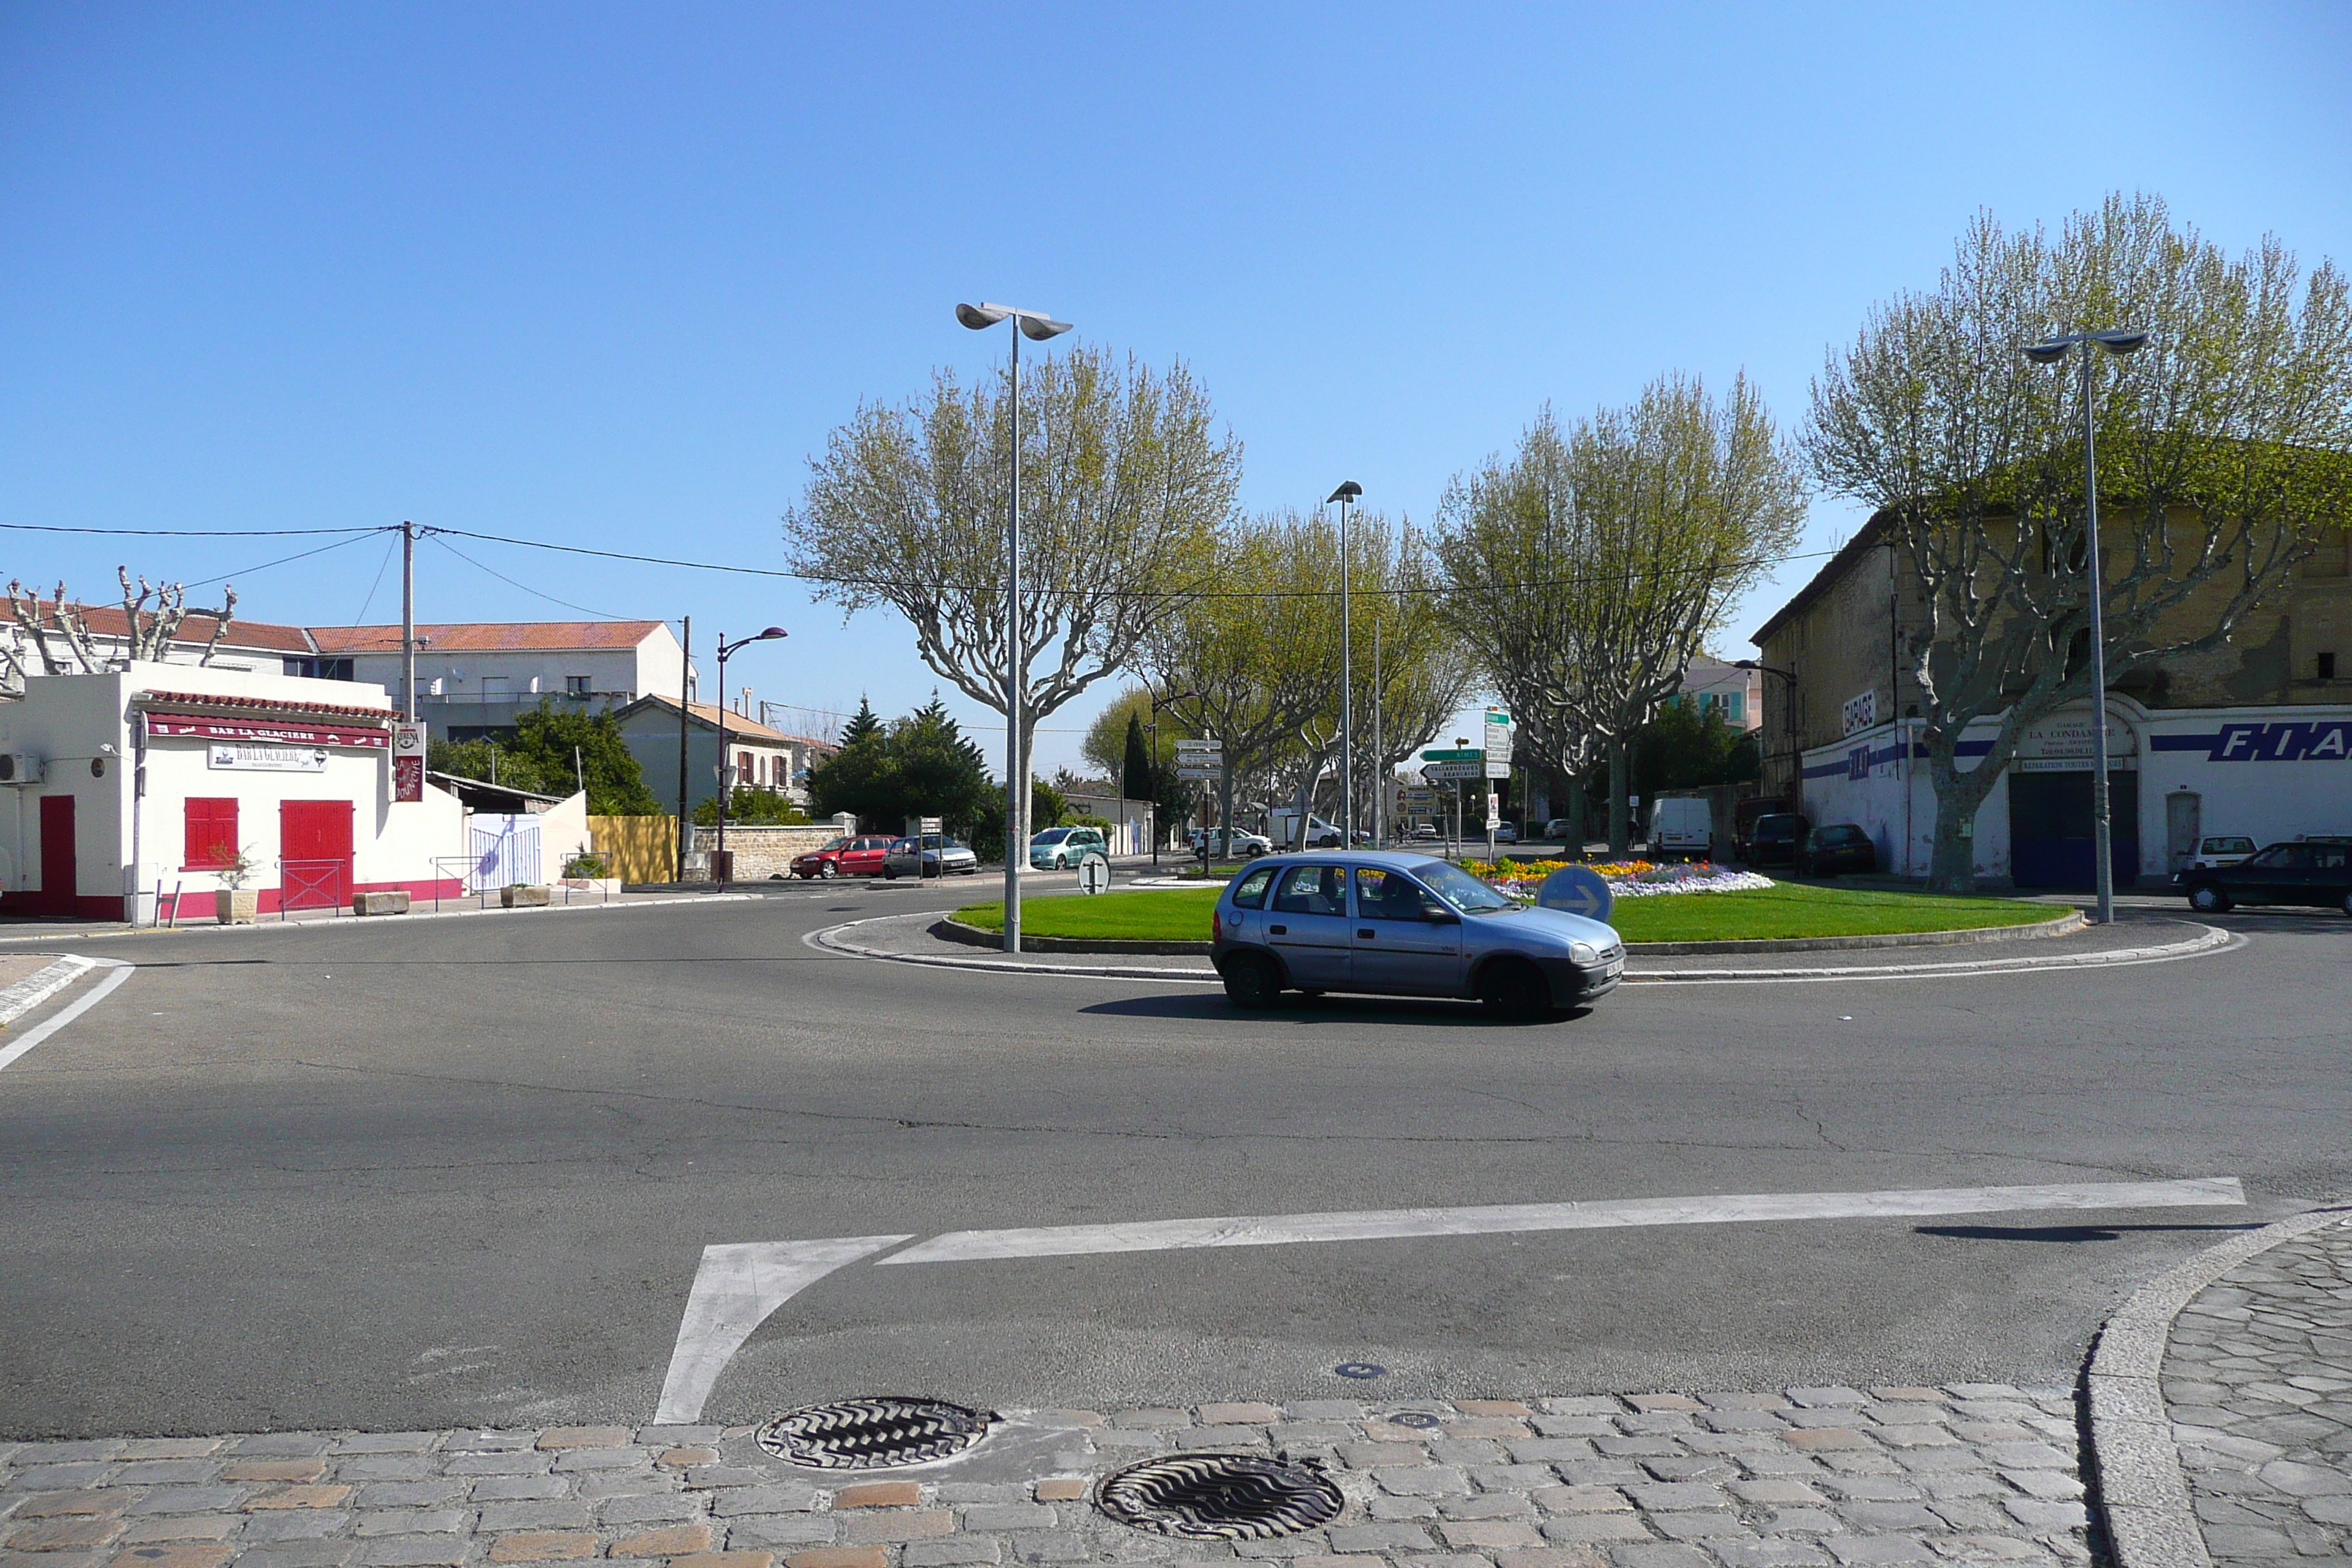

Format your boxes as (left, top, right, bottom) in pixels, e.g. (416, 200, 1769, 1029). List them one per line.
(951, 881, 2057, 943)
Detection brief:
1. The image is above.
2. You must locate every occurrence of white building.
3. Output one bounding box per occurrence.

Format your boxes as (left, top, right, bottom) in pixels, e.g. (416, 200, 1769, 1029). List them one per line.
(0, 663, 470, 921)
(1794, 696, 2352, 887)
(309, 620, 690, 742)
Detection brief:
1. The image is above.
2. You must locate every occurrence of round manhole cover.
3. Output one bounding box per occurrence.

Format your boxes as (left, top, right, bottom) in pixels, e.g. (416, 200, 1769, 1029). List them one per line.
(1096, 1453, 1344, 1539)
(755, 1398, 995, 1471)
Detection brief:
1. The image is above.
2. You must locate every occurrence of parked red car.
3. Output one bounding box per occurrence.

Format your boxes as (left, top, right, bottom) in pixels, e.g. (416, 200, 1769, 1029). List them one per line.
(791, 834, 894, 878)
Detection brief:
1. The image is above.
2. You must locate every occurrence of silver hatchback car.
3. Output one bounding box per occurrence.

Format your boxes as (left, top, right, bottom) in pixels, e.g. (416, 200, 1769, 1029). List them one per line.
(1210, 851, 1624, 1019)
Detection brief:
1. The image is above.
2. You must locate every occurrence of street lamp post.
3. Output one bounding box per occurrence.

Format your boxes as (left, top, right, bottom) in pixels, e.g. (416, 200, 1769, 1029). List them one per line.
(958, 301, 1074, 954)
(712, 627, 788, 881)
(2024, 328, 2150, 927)
(1327, 481, 1362, 846)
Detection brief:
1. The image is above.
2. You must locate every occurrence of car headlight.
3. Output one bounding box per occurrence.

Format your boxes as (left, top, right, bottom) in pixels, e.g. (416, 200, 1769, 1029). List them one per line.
(1570, 941, 1599, 964)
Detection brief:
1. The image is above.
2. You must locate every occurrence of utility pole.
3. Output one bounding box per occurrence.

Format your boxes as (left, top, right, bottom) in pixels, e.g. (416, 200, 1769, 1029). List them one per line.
(675, 617, 691, 883)
(1371, 619, 1383, 848)
(401, 521, 417, 720)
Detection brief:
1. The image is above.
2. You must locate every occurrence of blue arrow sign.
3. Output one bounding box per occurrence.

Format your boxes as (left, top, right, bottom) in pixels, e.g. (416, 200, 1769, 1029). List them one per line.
(1537, 865, 1614, 923)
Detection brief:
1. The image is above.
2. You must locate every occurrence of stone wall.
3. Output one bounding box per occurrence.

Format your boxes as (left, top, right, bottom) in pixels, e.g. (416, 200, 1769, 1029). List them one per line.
(688, 823, 843, 879)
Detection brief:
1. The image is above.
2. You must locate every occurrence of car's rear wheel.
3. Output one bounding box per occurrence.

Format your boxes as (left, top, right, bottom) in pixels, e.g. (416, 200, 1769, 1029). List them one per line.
(2187, 882, 2231, 913)
(1479, 958, 1556, 1022)
(2340, 890, 2352, 918)
(1221, 953, 1281, 1009)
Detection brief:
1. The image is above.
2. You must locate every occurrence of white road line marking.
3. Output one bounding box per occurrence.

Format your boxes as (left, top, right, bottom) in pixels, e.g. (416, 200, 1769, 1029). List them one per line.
(652, 1235, 911, 1426)
(0, 957, 132, 1074)
(878, 1178, 2246, 1264)
(655, 1177, 2244, 1421)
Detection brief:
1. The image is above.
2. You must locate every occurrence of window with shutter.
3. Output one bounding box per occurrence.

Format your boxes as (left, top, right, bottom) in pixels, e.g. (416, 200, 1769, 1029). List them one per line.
(183, 798, 238, 870)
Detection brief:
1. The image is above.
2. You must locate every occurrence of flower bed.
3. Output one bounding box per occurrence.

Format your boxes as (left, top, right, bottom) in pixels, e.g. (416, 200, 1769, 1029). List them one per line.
(1466, 857, 1776, 899)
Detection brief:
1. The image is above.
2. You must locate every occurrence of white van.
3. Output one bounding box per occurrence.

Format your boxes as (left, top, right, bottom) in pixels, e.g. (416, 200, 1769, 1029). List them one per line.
(1649, 797, 1713, 859)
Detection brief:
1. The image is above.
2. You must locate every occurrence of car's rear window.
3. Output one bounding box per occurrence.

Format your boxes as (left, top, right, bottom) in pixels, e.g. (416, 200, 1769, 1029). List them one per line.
(1229, 865, 1275, 908)
(2204, 837, 2255, 854)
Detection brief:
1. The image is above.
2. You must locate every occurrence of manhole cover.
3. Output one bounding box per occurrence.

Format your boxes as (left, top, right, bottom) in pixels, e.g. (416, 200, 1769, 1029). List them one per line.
(1385, 1411, 1441, 1430)
(755, 1398, 995, 1470)
(1096, 1453, 1344, 1539)
(1334, 1362, 1386, 1379)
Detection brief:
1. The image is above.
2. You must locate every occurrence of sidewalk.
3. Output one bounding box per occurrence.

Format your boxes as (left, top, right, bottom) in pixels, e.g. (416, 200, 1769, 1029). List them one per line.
(2160, 1214, 2352, 1562)
(0, 1386, 2097, 1568)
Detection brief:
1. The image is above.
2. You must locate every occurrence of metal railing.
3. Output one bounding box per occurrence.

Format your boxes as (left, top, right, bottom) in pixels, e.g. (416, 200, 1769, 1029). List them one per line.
(279, 859, 350, 919)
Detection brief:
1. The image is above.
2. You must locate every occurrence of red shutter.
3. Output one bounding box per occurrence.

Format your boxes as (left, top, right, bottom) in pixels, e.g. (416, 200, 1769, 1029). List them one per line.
(184, 798, 238, 870)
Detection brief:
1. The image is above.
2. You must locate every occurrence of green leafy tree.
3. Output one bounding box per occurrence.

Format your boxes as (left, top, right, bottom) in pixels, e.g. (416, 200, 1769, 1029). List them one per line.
(693, 787, 812, 826)
(838, 697, 883, 747)
(429, 738, 556, 796)
(807, 696, 1003, 843)
(1807, 194, 2352, 891)
(512, 705, 663, 815)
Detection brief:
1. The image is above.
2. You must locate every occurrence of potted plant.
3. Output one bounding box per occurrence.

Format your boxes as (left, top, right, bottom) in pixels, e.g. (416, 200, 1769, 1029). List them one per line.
(215, 850, 260, 924)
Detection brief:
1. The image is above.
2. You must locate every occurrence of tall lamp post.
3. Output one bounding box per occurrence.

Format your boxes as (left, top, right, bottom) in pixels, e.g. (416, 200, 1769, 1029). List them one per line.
(2024, 328, 2149, 927)
(957, 301, 1074, 954)
(1735, 659, 1798, 815)
(712, 627, 788, 881)
(1327, 481, 1361, 845)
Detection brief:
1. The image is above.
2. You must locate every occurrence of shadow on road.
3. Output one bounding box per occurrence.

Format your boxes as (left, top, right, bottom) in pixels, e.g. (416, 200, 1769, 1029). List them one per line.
(1079, 992, 1597, 1028)
(1914, 1222, 2265, 1243)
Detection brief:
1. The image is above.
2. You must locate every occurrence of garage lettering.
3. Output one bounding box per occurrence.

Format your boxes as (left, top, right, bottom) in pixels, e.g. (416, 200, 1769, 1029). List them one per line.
(2207, 721, 2351, 761)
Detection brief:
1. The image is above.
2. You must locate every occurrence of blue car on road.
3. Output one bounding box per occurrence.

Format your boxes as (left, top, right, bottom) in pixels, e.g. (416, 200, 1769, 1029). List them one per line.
(1210, 850, 1624, 1019)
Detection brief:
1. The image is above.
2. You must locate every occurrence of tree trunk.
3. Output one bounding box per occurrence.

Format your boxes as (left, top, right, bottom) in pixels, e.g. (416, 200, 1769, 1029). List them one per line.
(1922, 739, 2001, 895)
(1607, 739, 1631, 856)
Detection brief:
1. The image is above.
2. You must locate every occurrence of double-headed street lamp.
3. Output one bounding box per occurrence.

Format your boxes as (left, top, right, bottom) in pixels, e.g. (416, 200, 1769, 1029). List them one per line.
(1327, 480, 1362, 849)
(2023, 328, 2149, 927)
(711, 627, 788, 881)
(957, 301, 1074, 954)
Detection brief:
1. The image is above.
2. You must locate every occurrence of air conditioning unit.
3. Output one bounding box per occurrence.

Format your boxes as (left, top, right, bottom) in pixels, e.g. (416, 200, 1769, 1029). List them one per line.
(0, 753, 45, 786)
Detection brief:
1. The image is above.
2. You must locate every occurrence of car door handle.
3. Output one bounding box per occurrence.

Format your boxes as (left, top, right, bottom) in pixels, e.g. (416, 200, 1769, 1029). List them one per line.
(1268, 924, 1286, 935)
(1358, 929, 1375, 938)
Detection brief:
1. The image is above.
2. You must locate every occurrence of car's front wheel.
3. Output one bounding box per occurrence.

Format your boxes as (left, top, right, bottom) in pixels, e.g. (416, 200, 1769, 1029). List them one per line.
(883, 865, 899, 881)
(1221, 952, 1281, 1009)
(2340, 889, 2351, 918)
(2187, 882, 2231, 913)
(1479, 958, 1557, 1022)
(819, 862, 836, 879)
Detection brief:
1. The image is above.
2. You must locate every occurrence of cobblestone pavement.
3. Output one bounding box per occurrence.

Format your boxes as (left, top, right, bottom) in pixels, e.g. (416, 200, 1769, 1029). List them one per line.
(2163, 1215, 2352, 1563)
(0, 1388, 2095, 1568)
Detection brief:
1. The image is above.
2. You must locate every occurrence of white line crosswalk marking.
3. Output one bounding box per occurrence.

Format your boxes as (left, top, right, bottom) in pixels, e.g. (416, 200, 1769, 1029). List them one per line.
(652, 1177, 2245, 1423)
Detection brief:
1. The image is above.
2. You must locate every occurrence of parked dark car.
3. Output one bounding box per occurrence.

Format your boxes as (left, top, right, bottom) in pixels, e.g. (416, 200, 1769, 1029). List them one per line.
(1744, 813, 1807, 867)
(2179, 840, 2352, 915)
(1796, 823, 1877, 878)
(1732, 797, 1792, 861)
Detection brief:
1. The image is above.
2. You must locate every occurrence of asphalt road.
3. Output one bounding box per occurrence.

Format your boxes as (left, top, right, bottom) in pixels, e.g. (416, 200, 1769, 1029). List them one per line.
(1, 878, 2345, 1439)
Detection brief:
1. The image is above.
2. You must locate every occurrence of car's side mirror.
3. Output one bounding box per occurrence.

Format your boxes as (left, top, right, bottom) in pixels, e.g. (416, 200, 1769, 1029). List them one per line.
(1427, 909, 1460, 925)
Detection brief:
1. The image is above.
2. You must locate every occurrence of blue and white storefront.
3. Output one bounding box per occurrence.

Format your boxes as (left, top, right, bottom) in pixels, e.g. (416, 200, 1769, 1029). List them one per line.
(1798, 697, 2352, 888)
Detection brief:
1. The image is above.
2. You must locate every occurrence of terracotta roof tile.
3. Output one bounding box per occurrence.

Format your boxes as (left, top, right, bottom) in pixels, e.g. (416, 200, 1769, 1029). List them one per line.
(6, 600, 314, 654)
(310, 621, 665, 653)
(135, 689, 397, 722)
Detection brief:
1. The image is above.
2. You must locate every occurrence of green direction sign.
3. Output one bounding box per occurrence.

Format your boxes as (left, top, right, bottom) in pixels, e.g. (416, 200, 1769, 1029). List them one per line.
(1421, 747, 1482, 761)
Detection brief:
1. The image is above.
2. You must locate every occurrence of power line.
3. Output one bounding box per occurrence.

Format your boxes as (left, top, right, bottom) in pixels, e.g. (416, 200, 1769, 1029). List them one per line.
(185, 533, 377, 589)
(0, 523, 391, 538)
(426, 534, 627, 621)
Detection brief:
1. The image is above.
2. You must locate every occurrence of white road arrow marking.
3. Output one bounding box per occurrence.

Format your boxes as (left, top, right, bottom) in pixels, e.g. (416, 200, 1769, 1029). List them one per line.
(653, 1235, 910, 1425)
(654, 1177, 2244, 1422)
(878, 1178, 2245, 1264)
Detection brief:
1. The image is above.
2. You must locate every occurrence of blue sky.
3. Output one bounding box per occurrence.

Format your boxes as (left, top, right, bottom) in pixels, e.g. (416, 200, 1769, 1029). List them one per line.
(4, 2, 2348, 775)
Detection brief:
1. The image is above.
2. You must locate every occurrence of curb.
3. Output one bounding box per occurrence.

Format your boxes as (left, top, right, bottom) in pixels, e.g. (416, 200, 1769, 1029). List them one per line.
(808, 911, 2234, 986)
(0, 892, 756, 944)
(929, 909, 2088, 958)
(0, 954, 97, 1027)
(2086, 1203, 2352, 1568)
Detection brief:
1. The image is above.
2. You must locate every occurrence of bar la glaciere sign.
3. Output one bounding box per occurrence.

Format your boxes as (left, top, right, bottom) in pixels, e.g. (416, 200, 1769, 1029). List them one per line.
(146, 711, 391, 775)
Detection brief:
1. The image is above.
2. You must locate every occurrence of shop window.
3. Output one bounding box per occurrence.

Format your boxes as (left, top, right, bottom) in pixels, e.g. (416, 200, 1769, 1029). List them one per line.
(184, 798, 238, 870)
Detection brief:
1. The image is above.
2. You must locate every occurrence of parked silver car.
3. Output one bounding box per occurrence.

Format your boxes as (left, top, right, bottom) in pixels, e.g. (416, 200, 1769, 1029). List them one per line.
(1210, 851, 1623, 1019)
(883, 834, 979, 878)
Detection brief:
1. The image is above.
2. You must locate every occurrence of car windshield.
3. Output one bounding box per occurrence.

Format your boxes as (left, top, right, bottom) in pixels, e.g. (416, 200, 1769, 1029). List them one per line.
(1033, 829, 1069, 844)
(1414, 861, 1517, 913)
(2205, 837, 2255, 854)
(815, 837, 848, 853)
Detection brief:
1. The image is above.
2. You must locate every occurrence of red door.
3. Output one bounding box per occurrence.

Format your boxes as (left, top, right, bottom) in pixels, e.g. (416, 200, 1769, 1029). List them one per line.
(279, 800, 355, 910)
(37, 795, 76, 916)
